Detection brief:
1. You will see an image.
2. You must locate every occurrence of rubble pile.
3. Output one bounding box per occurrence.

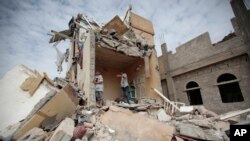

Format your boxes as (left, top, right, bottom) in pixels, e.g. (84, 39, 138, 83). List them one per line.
(51, 13, 154, 60)
(96, 22, 153, 58)
(0, 66, 250, 141)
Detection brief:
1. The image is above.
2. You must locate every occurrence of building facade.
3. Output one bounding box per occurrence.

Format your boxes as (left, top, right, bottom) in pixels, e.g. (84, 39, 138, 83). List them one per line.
(159, 0, 250, 113)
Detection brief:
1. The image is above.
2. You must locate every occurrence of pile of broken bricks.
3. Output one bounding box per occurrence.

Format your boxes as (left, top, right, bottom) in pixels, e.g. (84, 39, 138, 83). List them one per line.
(1, 88, 250, 141)
(1, 68, 250, 141)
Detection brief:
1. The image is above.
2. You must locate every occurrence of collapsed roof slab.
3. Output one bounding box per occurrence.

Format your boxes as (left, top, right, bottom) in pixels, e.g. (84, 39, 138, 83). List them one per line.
(95, 47, 142, 70)
(102, 15, 128, 36)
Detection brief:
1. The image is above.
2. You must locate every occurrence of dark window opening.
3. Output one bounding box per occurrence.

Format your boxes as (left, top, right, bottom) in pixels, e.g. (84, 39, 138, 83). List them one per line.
(218, 73, 237, 82)
(186, 81, 199, 88)
(186, 81, 203, 105)
(217, 73, 244, 103)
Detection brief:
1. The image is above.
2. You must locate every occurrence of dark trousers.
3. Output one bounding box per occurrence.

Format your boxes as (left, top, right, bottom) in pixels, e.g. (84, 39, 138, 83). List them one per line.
(121, 86, 130, 104)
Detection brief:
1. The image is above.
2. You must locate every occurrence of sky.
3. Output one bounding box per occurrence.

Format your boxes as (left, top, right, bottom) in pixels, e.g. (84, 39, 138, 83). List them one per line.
(0, 0, 236, 79)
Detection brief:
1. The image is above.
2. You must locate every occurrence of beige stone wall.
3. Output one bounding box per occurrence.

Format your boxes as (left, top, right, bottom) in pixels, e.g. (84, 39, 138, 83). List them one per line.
(159, 33, 245, 72)
(76, 31, 96, 107)
(95, 66, 122, 101)
(173, 54, 250, 113)
(132, 28, 154, 46)
(144, 50, 163, 101)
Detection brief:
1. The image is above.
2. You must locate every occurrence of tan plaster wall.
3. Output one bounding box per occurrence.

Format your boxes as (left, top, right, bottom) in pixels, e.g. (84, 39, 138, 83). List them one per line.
(95, 66, 121, 101)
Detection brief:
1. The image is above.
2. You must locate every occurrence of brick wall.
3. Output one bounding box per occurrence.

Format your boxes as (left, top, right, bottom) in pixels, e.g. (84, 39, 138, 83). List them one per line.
(173, 55, 250, 113)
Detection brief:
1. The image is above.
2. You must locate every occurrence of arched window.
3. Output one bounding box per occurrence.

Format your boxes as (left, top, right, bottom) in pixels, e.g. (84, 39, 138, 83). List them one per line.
(217, 73, 244, 103)
(186, 81, 203, 105)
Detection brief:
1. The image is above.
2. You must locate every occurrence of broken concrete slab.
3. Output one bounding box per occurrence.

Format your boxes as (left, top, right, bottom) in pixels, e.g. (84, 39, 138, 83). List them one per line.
(102, 15, 128, 36)
(139, 98, 156, 104)
(101, 37, 120, 48)
(0, 122, 21, 141)
(213, 120, 230, 131)
(116, 44, 142, 57)
(177, 123, 227, 141)
(49, 118, 74, 141)
(13, 84, 78, 140)
(177, 124, 206, 140)
(187, 119, 215, 129)
(157, 108, 172, 122)
(0, 65, 55, 131)
(194, 106, 218, 117)
(179, 106, 194, 113)
(101, 106, 175, 141)
(17, 127, 47, 141)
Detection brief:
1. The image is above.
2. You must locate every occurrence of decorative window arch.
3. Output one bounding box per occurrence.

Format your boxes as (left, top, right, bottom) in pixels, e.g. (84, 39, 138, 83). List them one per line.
(185, 81, 203, 105)
(217, 73, 244, 103)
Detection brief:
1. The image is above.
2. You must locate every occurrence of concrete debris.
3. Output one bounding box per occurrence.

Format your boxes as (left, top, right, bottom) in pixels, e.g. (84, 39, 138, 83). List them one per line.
(0, 65, 55, 132)
(246, 114, 250, 121)
(139, 98, 156, 104)
(179, 106, 194, 113)
(17, 127, 47, 141)
(13, 84, 78, 139)
(0, 122, 21, 140)
(1, 73, 249, 141)
(177, 123, 229, 141)
(53, 77, 69, 89)
(41, 115, 59, 132)
(157, 108, 172, 122)
(49, 118, 74, 141)
(101, 106, 175, 141)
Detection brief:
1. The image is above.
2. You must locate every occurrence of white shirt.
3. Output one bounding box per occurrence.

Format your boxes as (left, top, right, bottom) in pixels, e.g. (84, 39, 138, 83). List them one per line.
(95, 74, 103, 91)
(121, 73, 129, 88)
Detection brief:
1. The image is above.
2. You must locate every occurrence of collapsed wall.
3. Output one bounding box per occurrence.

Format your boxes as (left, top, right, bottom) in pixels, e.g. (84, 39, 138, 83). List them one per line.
(0, 65, 55, 131)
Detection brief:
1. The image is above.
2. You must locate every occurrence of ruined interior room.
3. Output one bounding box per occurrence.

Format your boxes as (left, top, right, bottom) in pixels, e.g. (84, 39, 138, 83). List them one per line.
(95, 46, 145, 101)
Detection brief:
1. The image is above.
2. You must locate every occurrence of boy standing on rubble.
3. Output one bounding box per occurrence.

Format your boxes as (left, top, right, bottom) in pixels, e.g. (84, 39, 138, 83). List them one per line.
(93, 71, 104, 106)
(117, 72, 130, 104)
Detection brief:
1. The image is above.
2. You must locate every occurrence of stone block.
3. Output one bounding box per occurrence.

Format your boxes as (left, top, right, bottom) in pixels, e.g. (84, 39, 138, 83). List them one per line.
(49, 118, 74, 141)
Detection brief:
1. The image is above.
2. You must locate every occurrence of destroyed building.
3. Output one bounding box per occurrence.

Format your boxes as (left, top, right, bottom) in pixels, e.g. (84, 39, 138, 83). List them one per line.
(158, 0, 250, 113)
(50, 6, 163, 107)
(1, 1, 250, 141)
